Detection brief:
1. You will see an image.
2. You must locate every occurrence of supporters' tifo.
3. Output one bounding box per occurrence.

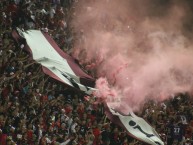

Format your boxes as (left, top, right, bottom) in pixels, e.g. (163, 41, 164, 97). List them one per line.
(0, 0, 193, 145)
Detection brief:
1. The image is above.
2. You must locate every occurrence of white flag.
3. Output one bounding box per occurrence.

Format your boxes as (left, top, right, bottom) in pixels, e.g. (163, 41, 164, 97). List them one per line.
(12, 29, 96, 94)
(105, 103, 164, 145)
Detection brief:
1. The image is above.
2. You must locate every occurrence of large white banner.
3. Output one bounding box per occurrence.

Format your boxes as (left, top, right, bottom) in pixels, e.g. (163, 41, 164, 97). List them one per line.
(14, 29, 96, 94)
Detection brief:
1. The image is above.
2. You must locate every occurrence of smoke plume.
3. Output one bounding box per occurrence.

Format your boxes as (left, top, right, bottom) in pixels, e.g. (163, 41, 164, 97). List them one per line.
(71, 0, 193, 112)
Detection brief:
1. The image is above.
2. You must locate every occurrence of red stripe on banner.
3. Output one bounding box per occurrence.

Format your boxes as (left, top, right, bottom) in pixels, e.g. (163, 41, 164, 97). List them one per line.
(42, 66, 64, 83)
(42, 66, 78, 90)
(11, 30, 20, 43)
(11, 30, 33, 55)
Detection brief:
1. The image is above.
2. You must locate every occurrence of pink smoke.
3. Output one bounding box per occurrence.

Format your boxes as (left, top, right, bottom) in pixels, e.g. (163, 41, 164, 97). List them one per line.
(71, 0, 193, 112)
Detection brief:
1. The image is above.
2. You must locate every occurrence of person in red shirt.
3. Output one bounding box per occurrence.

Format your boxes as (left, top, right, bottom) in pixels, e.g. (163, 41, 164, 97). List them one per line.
(27, 123, 34, 145)
(93, 122, 102, 145)
(93, 134, 103, 145)
(87, 110, 96, 123)
(0, 130, 7, 145)
(93, 121, 101, 136)
(6, 1, 18, 19)
(1, 83, 11, 100)
(64, 103, 73, 115)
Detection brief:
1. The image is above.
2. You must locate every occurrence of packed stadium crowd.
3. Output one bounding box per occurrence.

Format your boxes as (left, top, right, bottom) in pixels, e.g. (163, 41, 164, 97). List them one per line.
(0, 0, 193, 145)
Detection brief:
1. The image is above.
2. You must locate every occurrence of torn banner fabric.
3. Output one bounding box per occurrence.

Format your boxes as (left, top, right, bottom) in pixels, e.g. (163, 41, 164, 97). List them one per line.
(12, 29, 96, 94)
(105, 104, 164, 145)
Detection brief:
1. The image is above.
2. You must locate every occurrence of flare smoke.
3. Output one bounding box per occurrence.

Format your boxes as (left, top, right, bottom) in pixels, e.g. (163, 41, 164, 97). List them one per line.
(71, 0, 193, 111)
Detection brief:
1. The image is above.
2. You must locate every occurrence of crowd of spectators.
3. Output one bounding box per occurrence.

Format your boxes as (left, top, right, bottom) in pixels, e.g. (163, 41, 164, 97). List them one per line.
(0, 0, 193, 145)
